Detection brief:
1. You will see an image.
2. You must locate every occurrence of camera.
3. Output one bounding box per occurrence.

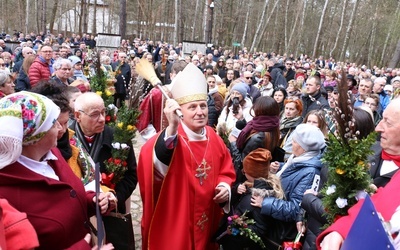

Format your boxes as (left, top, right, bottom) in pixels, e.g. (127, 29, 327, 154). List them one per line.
(232, 97, 240, 115)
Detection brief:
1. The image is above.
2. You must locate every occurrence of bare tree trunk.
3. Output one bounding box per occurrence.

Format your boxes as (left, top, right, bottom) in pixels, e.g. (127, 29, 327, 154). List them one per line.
(179, 0, 184, 43)
(241, 1, 252, 47)
(173, 0, 179, 45)
(389, 38, 400, 68)
(312, 0, 329, 58)
(340, 0, 359, 60)
(83, 0, 89, 33)
(191, 0, 201, 40)
(79, 0, 84, 34)
(92, 0, 97, 34)
(41, 0, 47, 34)
(250, 0, 270, 52)
(295, 0, 307, 55)
(284, 0, 290, 51)
(254, 0, 279, 52)
(203, 0, 207, 43)
(367, 2, 379, 66)
(49, 0, 59, 34)
(119, 0, 127, 37)
(381, 0, 400, 66)
(329, 0, 347, 58)
(25, 0, 30, 34)
(287, 1, 302, 51)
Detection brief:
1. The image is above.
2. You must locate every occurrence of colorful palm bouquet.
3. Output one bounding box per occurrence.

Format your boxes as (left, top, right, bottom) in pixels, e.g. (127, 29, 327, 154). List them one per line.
(321, 72, 376, 225)
(216, 211, 266, 249)
(89, 49, 141, 189)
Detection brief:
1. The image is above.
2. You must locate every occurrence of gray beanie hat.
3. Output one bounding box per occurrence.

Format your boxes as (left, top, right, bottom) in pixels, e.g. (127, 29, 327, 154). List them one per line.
(231, 82, 248, 98)
(292, 124, 326, 152)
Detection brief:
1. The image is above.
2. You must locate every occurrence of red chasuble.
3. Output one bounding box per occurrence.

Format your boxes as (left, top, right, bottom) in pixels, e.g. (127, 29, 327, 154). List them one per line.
(136, 88, 168, 133)
(138, 125, 236, 250)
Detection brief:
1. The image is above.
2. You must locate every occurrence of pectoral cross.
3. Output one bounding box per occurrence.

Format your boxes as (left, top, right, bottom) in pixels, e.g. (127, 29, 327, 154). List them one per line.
(195, 159, 211, 186)
(196, 212, 208, 231)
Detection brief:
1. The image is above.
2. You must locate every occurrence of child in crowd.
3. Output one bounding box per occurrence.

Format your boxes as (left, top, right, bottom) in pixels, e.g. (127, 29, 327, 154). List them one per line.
(217, 148, 285, 250)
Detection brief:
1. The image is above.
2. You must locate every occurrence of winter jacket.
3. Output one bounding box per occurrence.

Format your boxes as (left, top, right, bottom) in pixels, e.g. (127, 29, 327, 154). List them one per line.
(28, 56, 52, 87)
(261, 154, 323, 222)
(207, 90, 223, 129)
(15, 68, 31, 91)
(111, 62, 131, 95)
(269, 64, 287, 88)
(300, 164, 328, 250)
(248, 84, 261, 102)
(217, 97, 253, 133)
(301, 91, 329, 117)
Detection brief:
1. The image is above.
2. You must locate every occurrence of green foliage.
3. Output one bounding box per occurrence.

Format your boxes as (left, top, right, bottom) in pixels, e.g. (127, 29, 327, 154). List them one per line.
(321, 131, 377, 225)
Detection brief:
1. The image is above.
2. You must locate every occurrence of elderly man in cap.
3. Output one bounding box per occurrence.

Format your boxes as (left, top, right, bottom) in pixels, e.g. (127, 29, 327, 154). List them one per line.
(317, 98, 400, 249)
(137, 63, 236, 250)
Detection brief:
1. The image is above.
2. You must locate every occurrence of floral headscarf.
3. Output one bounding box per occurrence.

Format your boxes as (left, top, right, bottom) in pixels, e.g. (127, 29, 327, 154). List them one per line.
(0, 91, 60, 168)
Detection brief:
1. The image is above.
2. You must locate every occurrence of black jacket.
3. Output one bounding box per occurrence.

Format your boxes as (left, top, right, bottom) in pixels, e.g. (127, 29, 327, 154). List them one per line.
(69, 123, 138, 213)
(111, 62, 131, 95)
(229, 131, 270, 188)
(301, 91, 329, 117)
(369, 141, 399, 188)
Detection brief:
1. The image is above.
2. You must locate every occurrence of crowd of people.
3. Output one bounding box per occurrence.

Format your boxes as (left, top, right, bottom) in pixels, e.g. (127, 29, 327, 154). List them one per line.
(1, 30, 400, 250)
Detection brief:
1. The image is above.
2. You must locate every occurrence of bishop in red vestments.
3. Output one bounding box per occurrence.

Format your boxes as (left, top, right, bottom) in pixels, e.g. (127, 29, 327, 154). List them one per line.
(138, 63, 236, 250)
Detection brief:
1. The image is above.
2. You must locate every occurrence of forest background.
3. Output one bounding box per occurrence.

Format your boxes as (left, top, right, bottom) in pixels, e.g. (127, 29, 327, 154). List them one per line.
(2, 0, 400, 68)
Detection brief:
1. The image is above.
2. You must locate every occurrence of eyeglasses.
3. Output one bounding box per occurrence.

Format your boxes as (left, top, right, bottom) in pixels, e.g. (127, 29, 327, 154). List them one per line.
(79, 110, 106, 120)
(245, 77, 252, 80)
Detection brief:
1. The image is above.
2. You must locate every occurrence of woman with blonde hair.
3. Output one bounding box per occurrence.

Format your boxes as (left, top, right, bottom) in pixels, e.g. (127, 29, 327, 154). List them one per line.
(286, 79, 302, 99)
(15, 54, 35, 91)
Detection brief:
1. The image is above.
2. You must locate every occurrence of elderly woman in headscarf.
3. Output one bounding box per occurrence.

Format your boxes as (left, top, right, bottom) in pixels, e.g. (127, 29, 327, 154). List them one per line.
(0, 92, 114, 249)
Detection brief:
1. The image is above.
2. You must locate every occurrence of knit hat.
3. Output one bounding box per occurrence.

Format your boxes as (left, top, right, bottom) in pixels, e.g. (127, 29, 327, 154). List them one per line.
(243, 148, 272, 178)
(292, 124, 326, 152)
(231, 82, 248, 98)
(384, 84, 393, 92)
(255, 65, 264, 73)
(0, 91, 60, 169)
(68, 55, 82, 66)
